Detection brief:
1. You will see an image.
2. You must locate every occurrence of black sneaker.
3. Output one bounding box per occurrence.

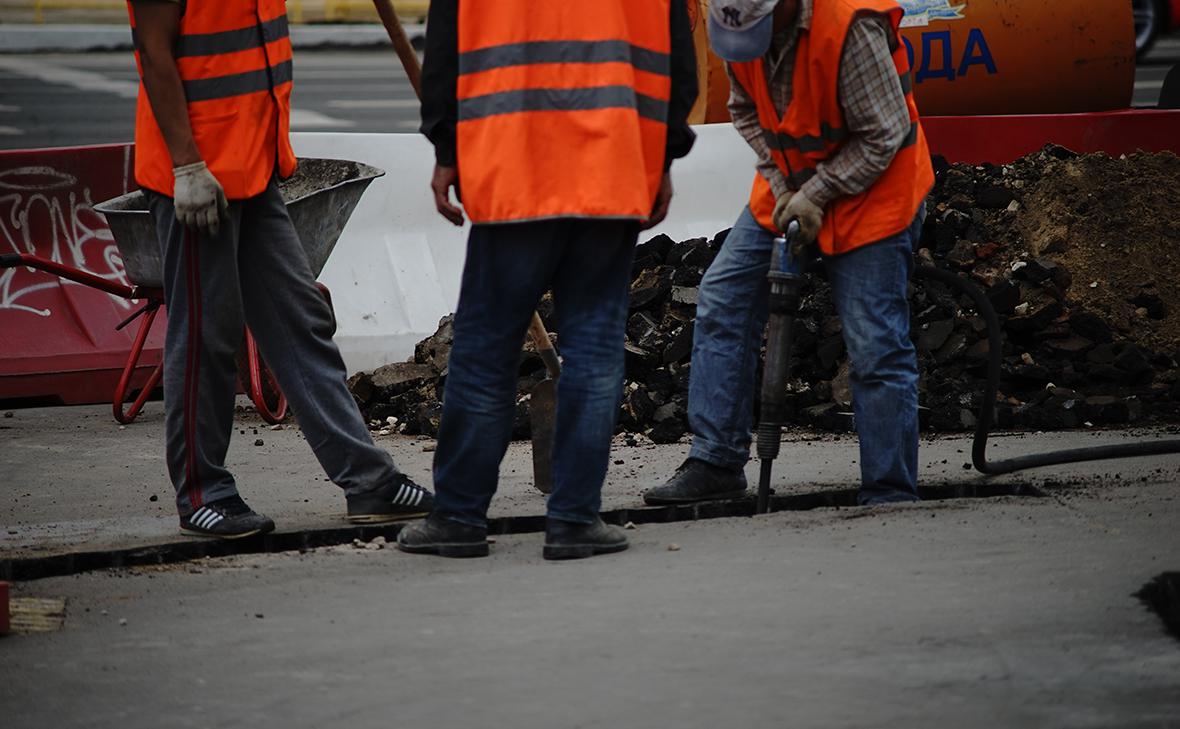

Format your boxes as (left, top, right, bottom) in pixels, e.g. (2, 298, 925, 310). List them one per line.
(396, 515, 489, 558)
(179, 495, 275, 539)
(643, 458, 748, 505)
(346, 474, 434, 524)
(543, 517, 629, 560)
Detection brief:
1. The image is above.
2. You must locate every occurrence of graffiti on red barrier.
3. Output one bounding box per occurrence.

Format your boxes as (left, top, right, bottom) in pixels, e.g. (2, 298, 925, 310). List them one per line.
(0, 148, 135, 317)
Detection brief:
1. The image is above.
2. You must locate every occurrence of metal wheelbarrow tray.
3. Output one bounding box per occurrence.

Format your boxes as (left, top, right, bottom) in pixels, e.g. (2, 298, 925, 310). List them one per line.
(95, 158, 384, 289)
(1, 158, 383, 424)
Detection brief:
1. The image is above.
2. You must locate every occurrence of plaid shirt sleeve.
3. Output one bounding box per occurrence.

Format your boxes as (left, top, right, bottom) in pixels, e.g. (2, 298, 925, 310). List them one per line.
(799, 16, 912, 209)
(727, 64, 792, 201)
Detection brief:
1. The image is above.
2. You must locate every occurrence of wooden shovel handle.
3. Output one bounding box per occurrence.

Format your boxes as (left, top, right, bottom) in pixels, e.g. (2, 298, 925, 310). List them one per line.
(372, 0, 423, 99)
(529, 312, 562, 378)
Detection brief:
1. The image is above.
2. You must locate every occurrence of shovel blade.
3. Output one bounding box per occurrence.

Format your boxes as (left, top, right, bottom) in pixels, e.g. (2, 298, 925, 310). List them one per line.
(530, 377, 557, 494)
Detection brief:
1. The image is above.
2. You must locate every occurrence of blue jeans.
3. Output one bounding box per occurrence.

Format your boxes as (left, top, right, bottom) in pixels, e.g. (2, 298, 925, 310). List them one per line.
(432, 219, 638, 527)
(688, 206, 924, 505)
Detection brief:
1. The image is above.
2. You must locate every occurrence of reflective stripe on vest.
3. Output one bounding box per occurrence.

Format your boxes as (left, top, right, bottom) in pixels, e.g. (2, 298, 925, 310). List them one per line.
(456, 1, 672, 224)
(731, 0, 934, 256)
(129, 0, 297, 200)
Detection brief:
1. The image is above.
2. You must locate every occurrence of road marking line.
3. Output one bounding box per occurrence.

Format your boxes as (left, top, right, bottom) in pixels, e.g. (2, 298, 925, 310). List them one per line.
(290, 108, 356, 129)
(327, 99, 419, 110)
(0, 104, 19, 113)
(0, 126, 24, 135)
(0, 56, 137, 98)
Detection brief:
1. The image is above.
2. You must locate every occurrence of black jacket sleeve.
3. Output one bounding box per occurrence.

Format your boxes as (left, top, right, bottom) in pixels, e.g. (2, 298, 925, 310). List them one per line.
(418, 0, 458, 166)
(419, 0, 698, 170)
(665, 0, 699, 169)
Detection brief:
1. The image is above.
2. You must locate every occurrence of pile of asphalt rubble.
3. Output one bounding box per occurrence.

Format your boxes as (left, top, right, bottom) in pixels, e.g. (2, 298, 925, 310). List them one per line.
(349, 146, 1180, 442)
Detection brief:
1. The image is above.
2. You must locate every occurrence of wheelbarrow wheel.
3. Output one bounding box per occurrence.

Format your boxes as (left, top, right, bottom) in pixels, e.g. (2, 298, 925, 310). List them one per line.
(232, 284, 335, 426)
(236, 332, 288, 425)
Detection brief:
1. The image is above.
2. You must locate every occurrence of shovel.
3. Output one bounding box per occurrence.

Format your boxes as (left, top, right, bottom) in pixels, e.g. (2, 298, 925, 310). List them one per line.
(372, 3, 562, 493)
(527, 312, 560, 494)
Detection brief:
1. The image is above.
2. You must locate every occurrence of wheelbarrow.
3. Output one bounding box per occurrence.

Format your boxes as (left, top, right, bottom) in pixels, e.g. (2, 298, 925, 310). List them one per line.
(0, 158, 383, 425)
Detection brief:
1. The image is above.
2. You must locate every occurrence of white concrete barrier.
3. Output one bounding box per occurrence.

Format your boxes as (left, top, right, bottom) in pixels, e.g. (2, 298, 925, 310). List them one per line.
(292, 124, 756, 373)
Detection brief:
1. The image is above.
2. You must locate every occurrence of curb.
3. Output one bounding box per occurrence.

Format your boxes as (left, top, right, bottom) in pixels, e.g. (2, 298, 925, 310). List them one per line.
(0, 23, 424, 54)
(0, 480, 1042, 582)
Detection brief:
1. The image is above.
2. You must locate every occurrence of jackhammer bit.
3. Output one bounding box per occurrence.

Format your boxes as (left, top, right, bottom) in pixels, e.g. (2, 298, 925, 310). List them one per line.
(756, 220, 806, 514)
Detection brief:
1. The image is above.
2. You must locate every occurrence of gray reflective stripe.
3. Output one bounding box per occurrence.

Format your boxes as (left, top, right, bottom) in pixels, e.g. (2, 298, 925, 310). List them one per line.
(184, 59, 292, 103)
(899, 70, 913, 95)
(176, 16, 289, 58)
(459, 40, 670, 76)
(765, 120, 919, 155)
(776, 122, 920, 187)
(459, 85, 667, 122)
(762, 123, 848, 154)
(902, 120, 919, 146)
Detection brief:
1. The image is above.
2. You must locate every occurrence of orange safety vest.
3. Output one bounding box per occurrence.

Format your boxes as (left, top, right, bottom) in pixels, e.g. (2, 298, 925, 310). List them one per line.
(730, 0, 933, 256)
(128, 0, 297, 200)
(456, 0, 672, 224)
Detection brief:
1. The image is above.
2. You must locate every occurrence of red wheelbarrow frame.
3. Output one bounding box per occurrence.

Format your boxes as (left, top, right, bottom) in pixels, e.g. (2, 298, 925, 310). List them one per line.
(0, 251, 318, 426)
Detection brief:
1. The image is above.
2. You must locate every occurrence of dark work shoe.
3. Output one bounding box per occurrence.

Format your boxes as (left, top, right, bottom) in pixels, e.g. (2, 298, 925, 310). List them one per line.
(179, 495, 275, 539)
(396, 515, 489, 558)
(346, 474, 434, 524)
(642, 458, 748, 505)
(543, 517, 629, 561)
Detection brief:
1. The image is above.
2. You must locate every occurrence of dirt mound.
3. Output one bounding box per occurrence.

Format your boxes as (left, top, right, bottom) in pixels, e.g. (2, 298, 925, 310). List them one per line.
(350, 147, 1180, 439)
(1017, 152, 1180, 350)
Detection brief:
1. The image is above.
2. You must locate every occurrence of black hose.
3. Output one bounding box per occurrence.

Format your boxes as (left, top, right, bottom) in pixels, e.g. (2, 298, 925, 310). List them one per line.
(913, 264, 1180, 474)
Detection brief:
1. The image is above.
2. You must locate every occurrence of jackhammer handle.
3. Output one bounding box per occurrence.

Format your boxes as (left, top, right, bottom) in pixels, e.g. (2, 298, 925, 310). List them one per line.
(528, 312, 562, 378)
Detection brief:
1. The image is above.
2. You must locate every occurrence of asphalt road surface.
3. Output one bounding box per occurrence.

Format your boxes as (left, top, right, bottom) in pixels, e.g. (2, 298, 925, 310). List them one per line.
(0, 35, 1177, 150)
(3, 491, 1179, 728)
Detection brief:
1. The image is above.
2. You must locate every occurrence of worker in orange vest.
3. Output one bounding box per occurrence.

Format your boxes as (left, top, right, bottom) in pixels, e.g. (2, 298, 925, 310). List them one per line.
(397, 0, 699, 559)
(645, 0, 934, 506)
(129, 0, 433, 538)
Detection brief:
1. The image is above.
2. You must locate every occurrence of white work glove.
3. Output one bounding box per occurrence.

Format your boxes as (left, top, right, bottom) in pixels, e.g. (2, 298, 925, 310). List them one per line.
(173, 161, 229, 237)
(772, 191, 824, 246)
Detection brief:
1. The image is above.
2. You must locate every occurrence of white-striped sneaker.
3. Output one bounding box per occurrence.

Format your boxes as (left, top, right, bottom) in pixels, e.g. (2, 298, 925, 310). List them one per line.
(179, 495, 275, 539)
(345, 474, 434, 524)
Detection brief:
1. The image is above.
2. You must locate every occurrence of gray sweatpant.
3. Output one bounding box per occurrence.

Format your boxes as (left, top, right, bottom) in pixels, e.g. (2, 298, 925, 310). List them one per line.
(146, 178, 399, 515)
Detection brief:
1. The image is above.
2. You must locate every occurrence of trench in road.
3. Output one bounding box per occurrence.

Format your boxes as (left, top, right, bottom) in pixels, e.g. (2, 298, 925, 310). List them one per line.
(0, 478, 1045, 582)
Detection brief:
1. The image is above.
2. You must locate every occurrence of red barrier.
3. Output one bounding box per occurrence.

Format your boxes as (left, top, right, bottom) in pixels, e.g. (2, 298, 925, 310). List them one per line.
(0, 144, 164, 406)
(923, 109, 1180, 164)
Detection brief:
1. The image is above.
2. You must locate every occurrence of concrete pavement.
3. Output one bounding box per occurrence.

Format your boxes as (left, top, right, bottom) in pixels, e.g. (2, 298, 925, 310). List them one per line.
(3, 399, 1180, 561)
(1, 484, 1178, 728)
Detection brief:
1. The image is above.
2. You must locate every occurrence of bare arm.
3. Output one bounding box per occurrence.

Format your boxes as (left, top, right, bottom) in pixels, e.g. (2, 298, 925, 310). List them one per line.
(131, 1, 200, 167)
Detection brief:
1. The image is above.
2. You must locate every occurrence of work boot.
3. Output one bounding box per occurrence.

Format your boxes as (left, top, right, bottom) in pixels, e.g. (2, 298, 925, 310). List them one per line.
(643, 458, 748, 505)
(543, 517, 629, 560)
(179, 494, 275, 539)
(396, 515, 489, 558)
(345, 474, 434, 524)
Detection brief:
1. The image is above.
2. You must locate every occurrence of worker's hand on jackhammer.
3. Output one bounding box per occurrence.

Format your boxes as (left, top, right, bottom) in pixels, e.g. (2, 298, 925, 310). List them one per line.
(173, 161, 229, 238)
(431, 164, 465, 226)
(773, 191, 823, 246)
(641, 172, 673, 231)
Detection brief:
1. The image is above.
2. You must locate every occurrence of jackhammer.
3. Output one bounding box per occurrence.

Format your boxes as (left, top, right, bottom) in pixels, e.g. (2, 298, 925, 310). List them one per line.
(753, 223, 1180, 516)
(756, 221, 805, 514)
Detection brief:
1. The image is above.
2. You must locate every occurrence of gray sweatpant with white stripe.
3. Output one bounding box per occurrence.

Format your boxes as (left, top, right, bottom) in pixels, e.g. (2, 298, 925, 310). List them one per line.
(146, 178, 400, 515)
